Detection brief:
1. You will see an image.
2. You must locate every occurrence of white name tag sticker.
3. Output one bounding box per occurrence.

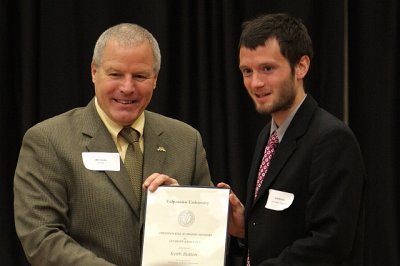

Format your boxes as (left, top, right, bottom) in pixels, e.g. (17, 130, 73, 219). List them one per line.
(82, 152, 120, 171)
(265, 189, 294, 211)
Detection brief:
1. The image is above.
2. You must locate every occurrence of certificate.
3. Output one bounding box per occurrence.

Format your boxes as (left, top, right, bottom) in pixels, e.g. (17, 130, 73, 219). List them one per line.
(141, 186, 230, 266)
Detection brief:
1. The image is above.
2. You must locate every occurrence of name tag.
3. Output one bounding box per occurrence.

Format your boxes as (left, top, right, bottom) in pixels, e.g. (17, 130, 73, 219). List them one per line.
(265, 189, 294, 211)
(82, 152, 120, 171)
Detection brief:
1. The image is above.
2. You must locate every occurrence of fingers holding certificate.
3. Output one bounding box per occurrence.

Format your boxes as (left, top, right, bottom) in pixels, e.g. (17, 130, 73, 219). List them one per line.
(142, 186, 230, 266)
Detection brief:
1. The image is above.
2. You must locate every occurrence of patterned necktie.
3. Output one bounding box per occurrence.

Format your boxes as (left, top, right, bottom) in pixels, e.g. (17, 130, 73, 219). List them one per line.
(254, 130, 279, 198)
(119, 127, 143, 203)
(247, 131, 279, 266)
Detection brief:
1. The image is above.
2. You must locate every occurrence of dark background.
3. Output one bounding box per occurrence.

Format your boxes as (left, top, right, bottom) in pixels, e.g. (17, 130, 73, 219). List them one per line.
(1, 0, 398, 265)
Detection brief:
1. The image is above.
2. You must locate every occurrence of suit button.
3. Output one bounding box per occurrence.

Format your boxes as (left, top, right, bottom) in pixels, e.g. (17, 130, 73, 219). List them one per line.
(252, 222, 256, 226)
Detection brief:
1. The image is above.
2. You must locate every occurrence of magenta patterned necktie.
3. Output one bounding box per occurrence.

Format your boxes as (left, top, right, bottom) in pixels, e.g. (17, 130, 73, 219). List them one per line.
(254, 130, 279, 198)
(247, 131, 279, 266)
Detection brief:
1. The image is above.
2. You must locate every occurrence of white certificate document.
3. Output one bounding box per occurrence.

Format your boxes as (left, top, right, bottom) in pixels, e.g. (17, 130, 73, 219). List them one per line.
(141, 186, 230, 266)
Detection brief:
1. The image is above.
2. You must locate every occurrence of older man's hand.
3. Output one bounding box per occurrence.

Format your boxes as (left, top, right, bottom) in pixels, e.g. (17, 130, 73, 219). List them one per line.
(143, 173, 179, 192)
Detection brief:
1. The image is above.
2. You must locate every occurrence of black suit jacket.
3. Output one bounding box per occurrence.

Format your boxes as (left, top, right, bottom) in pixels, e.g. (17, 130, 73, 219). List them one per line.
(244, 95, 365, 265)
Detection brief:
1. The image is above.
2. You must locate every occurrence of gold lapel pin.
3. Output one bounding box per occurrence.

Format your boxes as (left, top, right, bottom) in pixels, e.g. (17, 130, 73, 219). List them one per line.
(157, 146, 166, 152)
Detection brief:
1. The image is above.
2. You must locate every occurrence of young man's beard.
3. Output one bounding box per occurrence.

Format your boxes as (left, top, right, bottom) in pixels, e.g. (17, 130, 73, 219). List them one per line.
(255, 77, 296, 116)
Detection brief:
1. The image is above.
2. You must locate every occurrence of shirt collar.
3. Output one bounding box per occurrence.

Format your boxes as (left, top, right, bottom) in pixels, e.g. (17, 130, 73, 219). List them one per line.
(270, 94, 307, 142)
(94, 97, 145, 141)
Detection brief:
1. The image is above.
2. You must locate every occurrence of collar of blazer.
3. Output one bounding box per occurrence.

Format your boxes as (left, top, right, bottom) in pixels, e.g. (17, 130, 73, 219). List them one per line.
(78, 99, 142, 217)
(246, 95, 319, 209)
(78, 100, 168, 218)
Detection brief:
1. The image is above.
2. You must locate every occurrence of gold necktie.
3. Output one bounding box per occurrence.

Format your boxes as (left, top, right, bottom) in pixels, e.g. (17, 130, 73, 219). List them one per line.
(119, 127, 143, 203)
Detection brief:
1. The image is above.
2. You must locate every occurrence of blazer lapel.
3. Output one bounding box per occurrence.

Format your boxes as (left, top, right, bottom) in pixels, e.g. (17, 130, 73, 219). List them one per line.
(81, 99, 141, 218)
(253, 139, 296, 204)
(246, 127, 269, 208)
(142, 112, 168, 179)
(139, 111, 168, 226)
(251, 96, 318, 206)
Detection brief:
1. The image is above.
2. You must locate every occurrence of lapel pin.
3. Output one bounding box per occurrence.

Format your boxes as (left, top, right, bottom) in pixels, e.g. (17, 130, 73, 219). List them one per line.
(157, 146, 166, 152)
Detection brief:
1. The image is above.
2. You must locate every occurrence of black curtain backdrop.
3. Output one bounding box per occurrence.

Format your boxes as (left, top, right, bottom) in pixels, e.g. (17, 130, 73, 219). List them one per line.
(1, 0, 398, 265)
(348, 1, 400, 265)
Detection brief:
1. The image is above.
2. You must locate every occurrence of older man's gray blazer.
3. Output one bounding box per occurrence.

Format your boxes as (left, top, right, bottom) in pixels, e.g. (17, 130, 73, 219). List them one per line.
(14, 98, 211, 266)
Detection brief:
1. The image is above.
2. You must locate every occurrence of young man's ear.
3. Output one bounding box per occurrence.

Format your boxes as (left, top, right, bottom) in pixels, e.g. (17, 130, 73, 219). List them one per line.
(295, 55, 310, 79)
